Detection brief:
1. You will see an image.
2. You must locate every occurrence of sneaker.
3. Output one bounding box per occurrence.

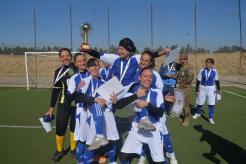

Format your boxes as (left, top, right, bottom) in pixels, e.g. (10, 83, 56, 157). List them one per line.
(209, 118, 215, 125)
(137, 155, 146, 164)
(192, 113, 201, 119)
(88, 136, 109, 151)
(166, 152, 178, 164)
(138, 118, 156, 131)
(70, 149, 76, 160)
(182, 118, 189, 126)
(51, 148, 69, 162)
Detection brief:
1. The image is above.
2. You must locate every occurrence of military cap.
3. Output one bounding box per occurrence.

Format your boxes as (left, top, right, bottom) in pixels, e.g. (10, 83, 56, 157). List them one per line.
(179, 53, 188, 59)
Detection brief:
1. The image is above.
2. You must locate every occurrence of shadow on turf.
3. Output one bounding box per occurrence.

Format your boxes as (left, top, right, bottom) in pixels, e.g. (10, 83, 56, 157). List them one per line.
(194, 125, 246, 164)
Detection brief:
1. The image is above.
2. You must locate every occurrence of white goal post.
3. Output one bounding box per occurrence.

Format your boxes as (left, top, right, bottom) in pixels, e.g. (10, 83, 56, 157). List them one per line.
(25, 51, 79, 91)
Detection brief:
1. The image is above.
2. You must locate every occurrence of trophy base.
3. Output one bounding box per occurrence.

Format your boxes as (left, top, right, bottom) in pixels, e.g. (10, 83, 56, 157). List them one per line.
(80, 44, 90, 50)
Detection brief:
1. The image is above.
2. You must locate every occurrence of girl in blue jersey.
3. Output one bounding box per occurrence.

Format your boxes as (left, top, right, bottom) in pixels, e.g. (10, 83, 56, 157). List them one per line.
(82, 58, 109, 151)
(76, 58, 119, 164)
(67, 53, 90, 163)
(112, 67, 168, 163)
(192, 58, 221, 125)
(134, 52, 178, 164)
(81, 38, 170, 86)
(132, 50, 163, 131)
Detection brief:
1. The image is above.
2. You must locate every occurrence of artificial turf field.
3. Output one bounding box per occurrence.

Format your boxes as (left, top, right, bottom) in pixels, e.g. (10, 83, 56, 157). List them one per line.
(0, 86, 246, 164)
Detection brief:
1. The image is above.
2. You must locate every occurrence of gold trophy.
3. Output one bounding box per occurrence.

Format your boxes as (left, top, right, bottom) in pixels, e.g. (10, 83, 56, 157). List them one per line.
(80, 23, 91, 50)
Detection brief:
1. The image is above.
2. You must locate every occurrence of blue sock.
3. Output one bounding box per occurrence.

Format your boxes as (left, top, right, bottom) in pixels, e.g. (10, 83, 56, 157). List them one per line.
(83, 149, 95, 164)
(208, 105, 215, 119)
(163, 133, 174, 154)
(108, 141, 117, 162)
(76, 141, 86, 163)
(196, 105, 203, 114)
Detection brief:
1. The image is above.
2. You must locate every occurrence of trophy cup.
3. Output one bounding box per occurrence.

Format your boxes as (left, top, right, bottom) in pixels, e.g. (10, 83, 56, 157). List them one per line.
(80, 23, 91, 50)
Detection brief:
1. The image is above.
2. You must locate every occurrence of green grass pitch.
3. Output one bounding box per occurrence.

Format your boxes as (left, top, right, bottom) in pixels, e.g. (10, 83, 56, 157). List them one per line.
(0, 87, 245, 164)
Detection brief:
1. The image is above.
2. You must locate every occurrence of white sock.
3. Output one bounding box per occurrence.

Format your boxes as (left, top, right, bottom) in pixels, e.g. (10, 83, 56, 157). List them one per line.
(169, 152, 176, 160)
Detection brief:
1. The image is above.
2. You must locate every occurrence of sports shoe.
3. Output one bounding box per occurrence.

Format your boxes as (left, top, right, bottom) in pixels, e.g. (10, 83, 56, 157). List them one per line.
(192, 113, 201, 119)
(182, 117, 189, 126)
(138, 118, 156, 131)
(137, 155, 146, 164)
(88, 136, 109, 151)
(99, 156, 107, 164)
(51, 148, 70, 162)
(209, 118, 215, 125)
(166, 152, 178, 164)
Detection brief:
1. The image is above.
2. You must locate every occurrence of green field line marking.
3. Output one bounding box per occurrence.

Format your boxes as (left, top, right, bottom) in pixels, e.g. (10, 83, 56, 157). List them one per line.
(223, 90, 246, 99)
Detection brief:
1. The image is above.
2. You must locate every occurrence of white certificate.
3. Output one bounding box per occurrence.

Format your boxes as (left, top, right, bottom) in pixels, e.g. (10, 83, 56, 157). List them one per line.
(39, 117, 52, 133)
(171, 88, 184, 117)
(96, 76, 124, 103)
(165, 47, 180, 65)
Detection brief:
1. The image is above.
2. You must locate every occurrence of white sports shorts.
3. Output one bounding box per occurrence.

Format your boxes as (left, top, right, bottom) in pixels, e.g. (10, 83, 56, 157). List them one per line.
(121, 121, 165, 162)
(198, 85, 216, 105)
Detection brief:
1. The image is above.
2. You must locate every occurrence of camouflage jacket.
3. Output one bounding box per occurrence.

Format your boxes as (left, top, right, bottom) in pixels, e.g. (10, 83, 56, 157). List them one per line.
(177, 63, 194, 88)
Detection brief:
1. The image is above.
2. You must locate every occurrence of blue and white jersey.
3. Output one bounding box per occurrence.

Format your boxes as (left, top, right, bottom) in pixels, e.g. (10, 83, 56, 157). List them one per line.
(67, 71, 90, 107)
(133, 67, 163, 89)
(159, 63, 177, 87)
(99, 67, 113, 82)
(129, 84, 165, 123)
(85, 76, 105, 97)
(100, 53, 141, 86)
(197, 68, 219, 86)
(83, 76, 106, 118)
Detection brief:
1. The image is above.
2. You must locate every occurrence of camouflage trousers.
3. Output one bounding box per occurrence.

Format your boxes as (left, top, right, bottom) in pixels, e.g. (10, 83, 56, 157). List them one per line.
(179, 86, 192, 117)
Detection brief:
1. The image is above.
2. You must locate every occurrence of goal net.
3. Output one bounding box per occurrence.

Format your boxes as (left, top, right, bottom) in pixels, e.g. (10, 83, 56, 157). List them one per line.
(25, 51, 79, 90)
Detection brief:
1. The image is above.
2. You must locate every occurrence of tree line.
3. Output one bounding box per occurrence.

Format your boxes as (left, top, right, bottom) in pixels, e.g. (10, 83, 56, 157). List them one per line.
(0, 44, 244, 55)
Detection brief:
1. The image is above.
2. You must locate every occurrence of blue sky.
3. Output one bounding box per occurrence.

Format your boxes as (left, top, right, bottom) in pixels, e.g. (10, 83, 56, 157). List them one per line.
(0, 0, 245, 51)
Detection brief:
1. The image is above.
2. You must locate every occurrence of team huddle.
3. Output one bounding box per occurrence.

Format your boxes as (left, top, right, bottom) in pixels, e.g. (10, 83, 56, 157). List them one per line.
(44, 38, 221, 164)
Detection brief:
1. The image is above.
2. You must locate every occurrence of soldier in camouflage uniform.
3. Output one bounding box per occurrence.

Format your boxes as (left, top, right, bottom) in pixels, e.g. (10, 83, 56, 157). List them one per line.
(176, 53, 194, 126)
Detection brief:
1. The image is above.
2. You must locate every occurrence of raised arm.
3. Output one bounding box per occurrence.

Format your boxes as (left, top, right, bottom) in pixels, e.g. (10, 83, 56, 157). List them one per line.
(81, 49, 118, 66)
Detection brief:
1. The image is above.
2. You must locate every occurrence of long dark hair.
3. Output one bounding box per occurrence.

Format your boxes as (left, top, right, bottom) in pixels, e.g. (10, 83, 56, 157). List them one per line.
(140, 66, 153, 76)
(141, 50, 155, 68)
(74, 52, 86, 62)
(58, 48, 72, 57)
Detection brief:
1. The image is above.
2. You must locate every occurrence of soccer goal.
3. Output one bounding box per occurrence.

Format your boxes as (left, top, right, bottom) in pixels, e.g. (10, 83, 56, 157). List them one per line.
(25, 51, 79, 90)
